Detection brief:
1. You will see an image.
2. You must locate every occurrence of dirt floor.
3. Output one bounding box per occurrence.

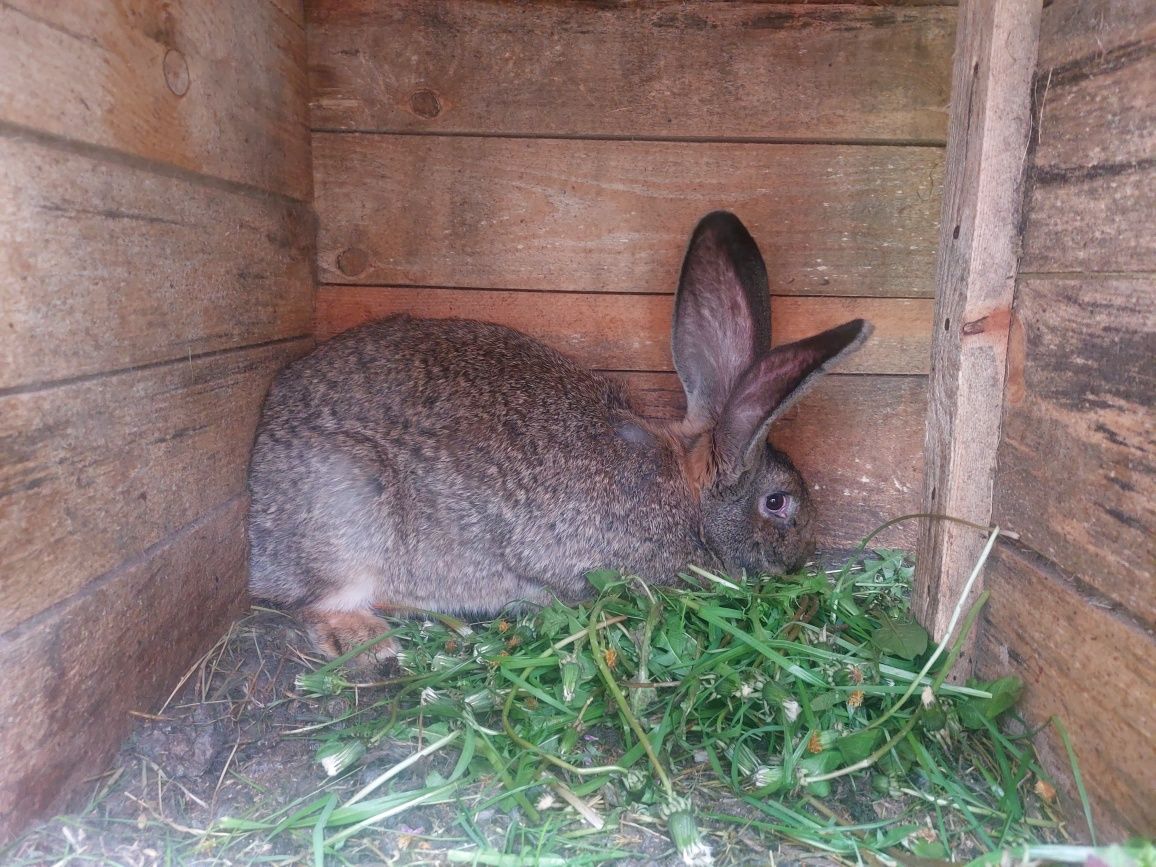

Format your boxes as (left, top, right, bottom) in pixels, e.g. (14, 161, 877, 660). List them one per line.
(5, 608, 844, 867)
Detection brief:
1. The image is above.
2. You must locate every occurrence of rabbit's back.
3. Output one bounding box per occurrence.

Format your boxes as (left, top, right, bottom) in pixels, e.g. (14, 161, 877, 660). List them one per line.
(248, 316, 698, 616)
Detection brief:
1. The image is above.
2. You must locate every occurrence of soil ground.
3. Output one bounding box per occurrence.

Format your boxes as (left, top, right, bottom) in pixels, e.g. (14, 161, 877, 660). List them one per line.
(5, 609, 849, 867)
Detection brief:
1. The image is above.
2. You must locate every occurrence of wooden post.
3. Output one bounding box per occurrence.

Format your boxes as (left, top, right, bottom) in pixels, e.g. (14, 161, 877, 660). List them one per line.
(914, 0, 1040, 672)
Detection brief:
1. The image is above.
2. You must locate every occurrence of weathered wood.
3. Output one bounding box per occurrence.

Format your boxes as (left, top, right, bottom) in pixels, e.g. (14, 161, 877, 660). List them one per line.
(616, 372, 926, 548)
(0, 498, 249, 840)
(268, 0, 304, 28)
(993, 277, 1155, 623)
(0, 0, 311, 200)
(1036, 0, 1156, 70)
(977, 542, 1156, 838)
(914, 0, 1040, 668)
(315, 287, 932, 375)
(314, 134, 943, 297)
(1020, 31, 1156, 274)
(308, 1, 953, 143)
(0, 133, 313, 390)
(0, 340, 309, 635)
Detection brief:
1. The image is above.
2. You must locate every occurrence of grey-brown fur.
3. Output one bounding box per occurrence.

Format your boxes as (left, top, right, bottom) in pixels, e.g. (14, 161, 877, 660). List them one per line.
(247, 212, 871, 662)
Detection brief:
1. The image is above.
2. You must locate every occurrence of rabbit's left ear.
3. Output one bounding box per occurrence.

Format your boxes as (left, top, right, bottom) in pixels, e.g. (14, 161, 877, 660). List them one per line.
(713, 319, 872, 480)
(672, 211, 771, 429)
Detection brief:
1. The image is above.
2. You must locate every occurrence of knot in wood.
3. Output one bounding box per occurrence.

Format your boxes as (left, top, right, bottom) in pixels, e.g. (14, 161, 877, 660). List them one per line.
(409, 89, 442, 119)
(163, 49, 190, 97)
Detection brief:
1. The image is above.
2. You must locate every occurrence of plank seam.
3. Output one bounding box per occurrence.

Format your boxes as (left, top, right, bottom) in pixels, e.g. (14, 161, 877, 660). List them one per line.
(315, 283, 936, 301)
(0, 495, 248, 648)
(1015, 270, 1156, 280)
(992, 539, 1156, 637)
(0, 118, 313, 207)
(0, 335, 311, 400)
(308, 128, 948, 148)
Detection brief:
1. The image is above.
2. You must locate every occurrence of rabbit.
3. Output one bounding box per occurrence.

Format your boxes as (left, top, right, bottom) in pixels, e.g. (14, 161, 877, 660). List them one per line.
(247, 211, 871, 667)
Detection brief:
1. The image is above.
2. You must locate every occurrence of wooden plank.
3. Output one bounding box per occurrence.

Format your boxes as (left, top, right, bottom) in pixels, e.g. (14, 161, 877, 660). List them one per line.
(0, 0, 310, 200)
(993, 277, 1155, 622)
(0, 340, 309, 635)
(914, 0, 1039, 667)
(977, 543, 1156, 838)
(268, 0, 304, 28)
(308, 1, 954, 143)
(316, 287, 933, 375)
(1020, 29, 1156, 274)
(1037, 0, 1156, 70)
(314, 134, 944, 298)
(616, 372, 925, 549)
(0, 498, 248, 840)
(0, 133, 314, 391)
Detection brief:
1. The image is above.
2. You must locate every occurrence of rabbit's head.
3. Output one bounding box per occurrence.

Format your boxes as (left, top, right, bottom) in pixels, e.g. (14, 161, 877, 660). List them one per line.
(671, 212, 871, 575)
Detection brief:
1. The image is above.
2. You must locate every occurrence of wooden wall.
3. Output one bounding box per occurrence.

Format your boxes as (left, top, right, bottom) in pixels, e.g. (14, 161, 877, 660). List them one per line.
(0, 0, 314, 838)
(975, 0, 1155, 837)
(307, 0, 955, 548)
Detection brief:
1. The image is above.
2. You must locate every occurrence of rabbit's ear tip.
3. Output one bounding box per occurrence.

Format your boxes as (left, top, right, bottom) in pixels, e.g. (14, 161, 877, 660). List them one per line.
(694, 210, 747, 235)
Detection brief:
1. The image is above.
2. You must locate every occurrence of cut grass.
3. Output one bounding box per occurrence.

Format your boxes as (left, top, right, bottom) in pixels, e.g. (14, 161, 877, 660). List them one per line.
(211, 538, 1084, 865)
(11, 531, 1148, 866)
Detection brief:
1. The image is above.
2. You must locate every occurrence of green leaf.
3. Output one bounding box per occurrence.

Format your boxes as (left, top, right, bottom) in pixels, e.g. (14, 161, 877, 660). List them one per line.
(810, 691, 841, 712)
(585, 568, 624, 592)
(911, 838, 950, 860)
(870, 613, 929, 660)
(835, 728, 882, 763)
(959, 676, 1023, 729)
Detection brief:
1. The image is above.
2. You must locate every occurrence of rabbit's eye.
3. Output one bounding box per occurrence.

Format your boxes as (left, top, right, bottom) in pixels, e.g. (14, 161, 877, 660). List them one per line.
(762, 492, 792, 518)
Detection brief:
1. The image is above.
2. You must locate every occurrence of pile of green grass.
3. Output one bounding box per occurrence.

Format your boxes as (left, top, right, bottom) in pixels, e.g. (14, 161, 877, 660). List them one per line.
(216, 535, 1123, 866)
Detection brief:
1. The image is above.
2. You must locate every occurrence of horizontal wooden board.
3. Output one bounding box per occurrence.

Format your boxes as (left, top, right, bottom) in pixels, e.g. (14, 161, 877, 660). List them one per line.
(615, 372, 926, 549)
(994, 277, 1155, 623)
(0, 0, 310, 199)
(0, 498, 248, 840)
(1037, 0, 1156, 71)
(0, 340, 308, 635)
(308, 1, 953, 143)
(314, 134, 943, 297)
(1033, 43, 1155, 169)
(1021, 26, 1155, 274)
(316, 286, 932, 375)
(0, 133, 314, 391)
(977, 543, 1156, 837)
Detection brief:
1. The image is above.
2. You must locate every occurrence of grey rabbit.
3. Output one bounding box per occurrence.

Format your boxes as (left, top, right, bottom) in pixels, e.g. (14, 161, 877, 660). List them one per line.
(247, 211, 871, 666)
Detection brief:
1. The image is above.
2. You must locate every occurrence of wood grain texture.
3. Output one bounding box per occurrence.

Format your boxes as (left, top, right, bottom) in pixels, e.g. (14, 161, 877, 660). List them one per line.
(0, 340, 309, 635)
(315, 286, 932, 375)
(313, 134, 944, 297)
(993, 277, 1155, 623)
(308, 1, 954, 143)
(268, 0, 304, 28)
(616, 372, 926, 548)
(914, 0, 1039, 663)
(0, 498, 249, 841)
(0, 133, 314, 390)
(1036, 0, 1156, 70)
(1020, 21, 1155, 274)
(977, 543, 1156, 838)
(0, 0, 310, 199)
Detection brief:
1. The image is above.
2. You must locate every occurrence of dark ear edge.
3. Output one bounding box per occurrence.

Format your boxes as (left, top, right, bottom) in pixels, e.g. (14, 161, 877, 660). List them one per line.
(672, 211, 773, 427)
(713, 318, 874, 479)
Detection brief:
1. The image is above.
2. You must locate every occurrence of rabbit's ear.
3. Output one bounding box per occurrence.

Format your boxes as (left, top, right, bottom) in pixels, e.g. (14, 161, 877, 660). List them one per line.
(713, 319, 872, 480)
(672, 211, 772, 427)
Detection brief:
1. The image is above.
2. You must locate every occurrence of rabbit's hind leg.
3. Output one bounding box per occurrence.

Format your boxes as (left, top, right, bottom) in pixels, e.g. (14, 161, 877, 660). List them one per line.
(299, 606, 398, 671)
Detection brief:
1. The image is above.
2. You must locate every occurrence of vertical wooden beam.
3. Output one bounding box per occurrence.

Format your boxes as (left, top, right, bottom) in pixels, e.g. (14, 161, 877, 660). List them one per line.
(914, 0, 1040, 670)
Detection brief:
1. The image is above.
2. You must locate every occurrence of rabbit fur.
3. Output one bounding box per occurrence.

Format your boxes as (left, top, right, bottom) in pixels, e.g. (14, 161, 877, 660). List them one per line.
(247, 211, 871, 664)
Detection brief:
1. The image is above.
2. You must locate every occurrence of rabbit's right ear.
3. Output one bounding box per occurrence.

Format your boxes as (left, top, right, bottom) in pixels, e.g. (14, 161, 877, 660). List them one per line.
(672, 211, 772, 428)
